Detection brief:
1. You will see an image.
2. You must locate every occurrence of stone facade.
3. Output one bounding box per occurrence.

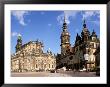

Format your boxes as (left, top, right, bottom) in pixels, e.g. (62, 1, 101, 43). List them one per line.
(11, 36, 56, 72)
(94, 45, 100, 70)
(74, 21, 100, 71)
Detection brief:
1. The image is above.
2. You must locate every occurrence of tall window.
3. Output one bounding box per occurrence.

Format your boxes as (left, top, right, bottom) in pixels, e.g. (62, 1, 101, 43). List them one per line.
(52, 65, 53, 68)
(36, 64, 37, 68)
(96, 43, 99, 48)
(44, 64, 46, 68)
(49, 64, 50, 68)
(90, 43, 94, 48)
(94, 43, 96, 48)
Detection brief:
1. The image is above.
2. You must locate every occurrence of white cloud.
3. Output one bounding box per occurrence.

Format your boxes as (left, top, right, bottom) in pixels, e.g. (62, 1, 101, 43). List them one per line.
(82, 10, 100, 20)
(11, 32, 21, 37)
(57, 13, 64, 24)
(91, 20, 100, 26)
(82, 11, 100, 26)
(18, 33, 22, 37)
(57, 10, 100, 26)
(11, 10, 30, 26)
(57, 11, 79, 25)
(82, 11, 95, 20)
(12, 32, 18, 37)
(48, 23, 52, 26)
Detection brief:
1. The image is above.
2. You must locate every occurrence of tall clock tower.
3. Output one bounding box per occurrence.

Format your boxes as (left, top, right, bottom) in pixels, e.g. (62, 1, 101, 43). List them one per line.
(60, 16, 71, 56)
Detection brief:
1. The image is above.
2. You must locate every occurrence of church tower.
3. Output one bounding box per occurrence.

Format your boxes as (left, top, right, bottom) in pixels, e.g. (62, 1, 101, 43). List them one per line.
(60, 16, 71, 56)
(81, 19, 90, 42)
(15, 34, 22, 52)
(81, 20, 90, 55)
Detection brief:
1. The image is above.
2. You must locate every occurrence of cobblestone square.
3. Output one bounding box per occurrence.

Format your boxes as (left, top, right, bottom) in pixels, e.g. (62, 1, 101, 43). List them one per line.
(11, 71, 98, 77)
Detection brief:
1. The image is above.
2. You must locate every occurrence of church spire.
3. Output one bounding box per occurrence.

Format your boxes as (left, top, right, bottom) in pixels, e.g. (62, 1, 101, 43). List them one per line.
(83, 19, 86, 28)
(64, 14, 66, 23)
(62, 15, 67, 32)
(81, 19, 90, 42)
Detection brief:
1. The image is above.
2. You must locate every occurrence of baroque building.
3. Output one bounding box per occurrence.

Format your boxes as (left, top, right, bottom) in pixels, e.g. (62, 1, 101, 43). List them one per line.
(11, 35, 56, 72)
(56, 17, 100, 71)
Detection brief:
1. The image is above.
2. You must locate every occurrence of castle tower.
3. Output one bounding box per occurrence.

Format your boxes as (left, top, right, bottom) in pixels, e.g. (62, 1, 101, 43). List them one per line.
(60, 16, 71, 55)
(15, 34, 22, 52)
(81, 19, 90, 42)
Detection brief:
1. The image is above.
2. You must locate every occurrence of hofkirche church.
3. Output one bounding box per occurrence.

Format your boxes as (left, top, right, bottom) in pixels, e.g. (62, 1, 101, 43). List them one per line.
(11, 16, 100, 72)
(11, 37, 56, 72)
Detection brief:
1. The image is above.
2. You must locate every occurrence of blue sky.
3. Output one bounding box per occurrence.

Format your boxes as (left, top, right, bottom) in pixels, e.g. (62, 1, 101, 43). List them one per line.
(11, 10, 100, 55)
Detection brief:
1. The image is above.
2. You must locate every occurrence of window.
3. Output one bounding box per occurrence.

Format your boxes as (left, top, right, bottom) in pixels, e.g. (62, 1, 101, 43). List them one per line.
(49, 64, 50, 68)
(90, 43, 94, 48)
(94, 43, 96, 48)
(36, 64, 37, 68)
(69, 56, 73, 60)
(52, 65, 53, 68)
(96, 43, 99, 48)
(44, 64, 46, 68)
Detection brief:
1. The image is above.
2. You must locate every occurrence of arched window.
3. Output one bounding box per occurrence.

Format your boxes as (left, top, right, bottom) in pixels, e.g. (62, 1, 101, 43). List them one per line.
(52, 65, 53, 68)
(49, 64, 50, 68)
(44, 64, 46, 68)
(36, 64, 37, 68)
